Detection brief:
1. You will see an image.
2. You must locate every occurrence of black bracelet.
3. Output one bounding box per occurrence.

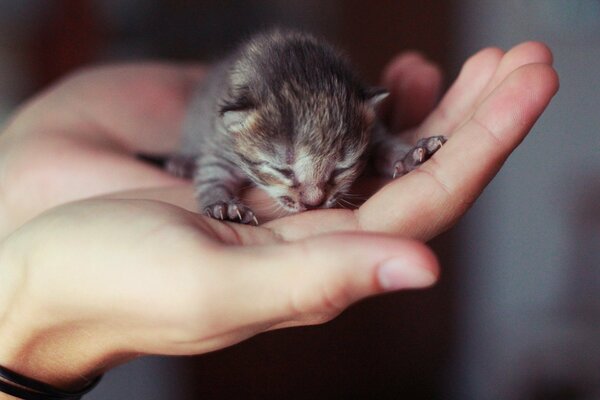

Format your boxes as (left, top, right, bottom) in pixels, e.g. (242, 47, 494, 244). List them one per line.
(0, 365, 101, 400)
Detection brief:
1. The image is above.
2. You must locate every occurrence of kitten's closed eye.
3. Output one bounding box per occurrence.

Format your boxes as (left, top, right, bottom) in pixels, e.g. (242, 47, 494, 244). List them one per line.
(260, 165, 299, 187)
(330, 165, 358, 184)
(271, 167, 295, 180)
(332, 166, 352, 178)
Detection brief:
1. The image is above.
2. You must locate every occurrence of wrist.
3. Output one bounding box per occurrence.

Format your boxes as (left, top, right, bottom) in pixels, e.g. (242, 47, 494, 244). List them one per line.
(0, 234, 130, 394)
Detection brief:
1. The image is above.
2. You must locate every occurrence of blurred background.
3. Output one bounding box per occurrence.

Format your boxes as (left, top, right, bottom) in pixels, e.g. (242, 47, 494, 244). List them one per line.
(0, 1, 598, 399)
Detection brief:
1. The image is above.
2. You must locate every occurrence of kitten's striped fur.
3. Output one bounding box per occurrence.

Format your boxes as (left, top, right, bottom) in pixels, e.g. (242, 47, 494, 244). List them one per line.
(168, 30, 445, 224)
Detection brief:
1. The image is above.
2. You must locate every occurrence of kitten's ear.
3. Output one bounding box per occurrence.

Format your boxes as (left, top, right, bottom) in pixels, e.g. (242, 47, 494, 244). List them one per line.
(364, 87, 390, 108)
(221, 110, 253, 131)
(219, 97, 255, 131)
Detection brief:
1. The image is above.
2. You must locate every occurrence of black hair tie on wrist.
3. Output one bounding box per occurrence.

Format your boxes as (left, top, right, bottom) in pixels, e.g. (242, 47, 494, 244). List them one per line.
(0, 364, 101, 400)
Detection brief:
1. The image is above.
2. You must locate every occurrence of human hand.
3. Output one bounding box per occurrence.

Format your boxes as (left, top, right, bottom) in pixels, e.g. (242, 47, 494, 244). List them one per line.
(0, 42, 558, 393)
(0, 197, 438, 390)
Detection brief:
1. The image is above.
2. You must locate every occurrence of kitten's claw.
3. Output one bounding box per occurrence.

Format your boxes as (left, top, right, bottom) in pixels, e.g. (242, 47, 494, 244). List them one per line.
(203, 201, 258, 225)
(416, 135, 447, 153)
(393, 135, 447, 178)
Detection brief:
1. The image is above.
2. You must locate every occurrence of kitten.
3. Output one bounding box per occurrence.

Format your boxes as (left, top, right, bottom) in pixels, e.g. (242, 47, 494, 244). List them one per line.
(167, 30, 445, 224)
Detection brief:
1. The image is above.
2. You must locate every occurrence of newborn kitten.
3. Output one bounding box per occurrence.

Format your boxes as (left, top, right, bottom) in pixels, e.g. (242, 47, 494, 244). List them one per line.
(167, 30, 445, 224)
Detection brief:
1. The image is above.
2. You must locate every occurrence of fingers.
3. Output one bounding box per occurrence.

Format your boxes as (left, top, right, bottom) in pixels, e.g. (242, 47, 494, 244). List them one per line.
(473, 41, 553, 107)
(218, 233, 438, 331)
(358, 63, 559, 240)
(418, 41, 553, 138)
(417, 46, 504, 136)
(380, 52, 443, 132)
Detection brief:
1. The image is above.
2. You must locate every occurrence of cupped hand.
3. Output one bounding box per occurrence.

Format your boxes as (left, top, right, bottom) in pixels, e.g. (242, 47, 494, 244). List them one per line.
(0, 197, 438, 388)
(0, 42, 559, 390)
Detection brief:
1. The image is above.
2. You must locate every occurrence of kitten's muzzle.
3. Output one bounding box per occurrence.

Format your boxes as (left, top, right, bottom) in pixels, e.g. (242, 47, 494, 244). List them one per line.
(299, 184, 326, 210)
(301, 199, 326, 210)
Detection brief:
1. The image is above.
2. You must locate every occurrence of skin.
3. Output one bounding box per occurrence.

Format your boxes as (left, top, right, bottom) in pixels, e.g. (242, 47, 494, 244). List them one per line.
(0, 42, 557, 395)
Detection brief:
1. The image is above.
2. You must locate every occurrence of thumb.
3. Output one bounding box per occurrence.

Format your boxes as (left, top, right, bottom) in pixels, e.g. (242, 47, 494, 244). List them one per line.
(220, 232, 439, 329)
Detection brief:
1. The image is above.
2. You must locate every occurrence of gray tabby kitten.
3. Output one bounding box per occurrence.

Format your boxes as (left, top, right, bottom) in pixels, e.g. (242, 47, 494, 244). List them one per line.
(167, 30, 445, 224)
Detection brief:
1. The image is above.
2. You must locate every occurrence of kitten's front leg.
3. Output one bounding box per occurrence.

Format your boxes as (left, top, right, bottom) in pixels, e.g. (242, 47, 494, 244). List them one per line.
(194, 155, 258, 225)
(165, 154, 197, 179)
(373, 126, 446, 178)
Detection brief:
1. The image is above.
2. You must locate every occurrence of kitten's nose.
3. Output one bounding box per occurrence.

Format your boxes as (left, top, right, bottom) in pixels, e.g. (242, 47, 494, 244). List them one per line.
(302, 198, 326, 210)
(300, 185, 326, 210)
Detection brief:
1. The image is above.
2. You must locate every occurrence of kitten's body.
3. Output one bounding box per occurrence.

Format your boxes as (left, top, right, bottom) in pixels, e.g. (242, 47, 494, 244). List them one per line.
(169, 30, 445, 223)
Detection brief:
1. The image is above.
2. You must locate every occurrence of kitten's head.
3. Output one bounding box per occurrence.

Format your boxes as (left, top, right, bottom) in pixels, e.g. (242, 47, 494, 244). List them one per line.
(218, 31, 387, 212)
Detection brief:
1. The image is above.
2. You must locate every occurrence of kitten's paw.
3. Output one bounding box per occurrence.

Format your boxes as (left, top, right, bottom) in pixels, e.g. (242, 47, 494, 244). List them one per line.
(393, 135, 447, 178)
(166, 155, 196, 179)
(204, 201, 258, 225)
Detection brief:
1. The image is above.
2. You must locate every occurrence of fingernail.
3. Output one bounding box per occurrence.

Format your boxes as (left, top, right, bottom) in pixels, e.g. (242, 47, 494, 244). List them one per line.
(377, 259, 436, 291)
